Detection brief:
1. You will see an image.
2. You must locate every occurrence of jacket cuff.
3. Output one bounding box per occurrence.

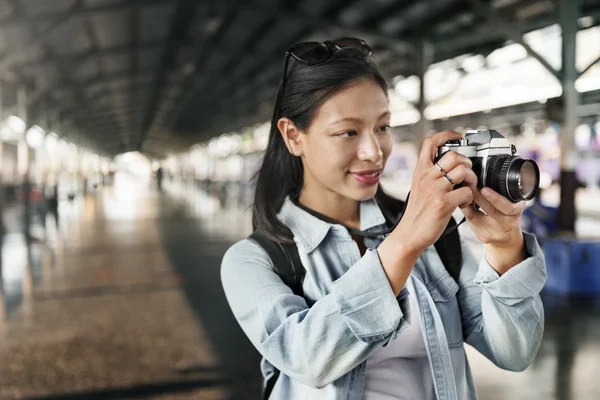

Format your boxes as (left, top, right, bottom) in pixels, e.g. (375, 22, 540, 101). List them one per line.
(474, 233, 547, 305)
(331, 249, 409, 342)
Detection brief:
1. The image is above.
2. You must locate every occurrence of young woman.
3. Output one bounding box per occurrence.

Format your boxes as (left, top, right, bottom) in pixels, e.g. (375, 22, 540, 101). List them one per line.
(221, 38, 546, 400)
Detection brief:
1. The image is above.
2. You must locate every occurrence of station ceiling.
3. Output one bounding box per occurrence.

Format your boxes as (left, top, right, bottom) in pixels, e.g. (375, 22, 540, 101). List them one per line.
(1, 0, 600, 157)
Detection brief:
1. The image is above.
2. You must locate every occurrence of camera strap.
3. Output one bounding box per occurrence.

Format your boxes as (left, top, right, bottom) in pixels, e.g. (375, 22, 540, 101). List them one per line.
(291, 197, 394, 237)
(290, 193, 465, 240)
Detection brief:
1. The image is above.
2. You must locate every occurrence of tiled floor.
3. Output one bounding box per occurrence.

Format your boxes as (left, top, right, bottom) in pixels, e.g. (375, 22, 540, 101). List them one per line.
(0, 174, 598, 399)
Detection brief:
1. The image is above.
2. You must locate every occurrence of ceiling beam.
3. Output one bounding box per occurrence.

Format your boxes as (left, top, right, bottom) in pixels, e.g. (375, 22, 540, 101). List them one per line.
(12, 40, 166, 69)
(0, 9, 73, 74)
(80, 0, 125, 145)
(139, 0, 203, 149)
(129, 7, 140, 142)
(0, 0, 171, 27)
(81, 69, 155, 87)
(165, 0, 418, 134)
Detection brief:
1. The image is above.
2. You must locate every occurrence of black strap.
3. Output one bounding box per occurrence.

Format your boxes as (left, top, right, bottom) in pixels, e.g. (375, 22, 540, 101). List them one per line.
(262, 369, 279, 400)
(434, 217, 463, 282)
(249, 229, 305, 297)
(292, 197, 395, 237)
(248, 230, 304, 399)
(379, 197, 463, 280)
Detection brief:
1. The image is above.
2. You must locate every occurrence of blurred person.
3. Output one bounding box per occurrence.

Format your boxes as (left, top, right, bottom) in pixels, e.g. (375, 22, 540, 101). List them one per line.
(45, 181, 59, 228)
(221, 38, 546, 400)
(156, 166, 164, 191)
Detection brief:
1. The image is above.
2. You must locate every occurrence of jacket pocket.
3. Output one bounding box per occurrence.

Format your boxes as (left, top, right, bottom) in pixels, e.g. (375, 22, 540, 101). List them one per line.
(427, 273, 464, 348)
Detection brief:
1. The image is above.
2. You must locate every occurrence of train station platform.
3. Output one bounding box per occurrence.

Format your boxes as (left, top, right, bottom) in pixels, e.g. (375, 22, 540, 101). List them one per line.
(0, 174, 599, 399)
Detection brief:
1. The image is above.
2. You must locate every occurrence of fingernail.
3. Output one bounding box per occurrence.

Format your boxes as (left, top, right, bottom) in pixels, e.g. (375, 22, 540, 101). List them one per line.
(481, 188, 492, 196)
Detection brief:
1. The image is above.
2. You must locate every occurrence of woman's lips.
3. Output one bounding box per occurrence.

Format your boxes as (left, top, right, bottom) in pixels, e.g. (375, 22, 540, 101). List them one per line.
(350, 170, 382, 185)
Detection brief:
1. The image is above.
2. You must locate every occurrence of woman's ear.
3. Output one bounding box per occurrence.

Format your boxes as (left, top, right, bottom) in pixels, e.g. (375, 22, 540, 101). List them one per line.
(278, 117, 304, 157)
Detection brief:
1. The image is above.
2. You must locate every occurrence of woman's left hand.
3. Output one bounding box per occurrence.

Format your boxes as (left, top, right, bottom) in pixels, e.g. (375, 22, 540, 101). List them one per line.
(460, 187, 528, 275)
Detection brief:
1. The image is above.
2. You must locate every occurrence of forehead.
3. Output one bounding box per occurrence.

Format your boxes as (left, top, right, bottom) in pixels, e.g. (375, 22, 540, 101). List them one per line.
(314, 79, 389, 124)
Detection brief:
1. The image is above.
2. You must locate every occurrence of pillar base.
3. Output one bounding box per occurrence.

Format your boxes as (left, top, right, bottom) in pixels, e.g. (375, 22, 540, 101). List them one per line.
(558, 169, 577, 233)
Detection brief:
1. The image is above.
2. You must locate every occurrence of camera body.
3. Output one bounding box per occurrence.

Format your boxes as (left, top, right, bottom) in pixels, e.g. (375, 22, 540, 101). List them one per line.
(437, 129, 539, 203)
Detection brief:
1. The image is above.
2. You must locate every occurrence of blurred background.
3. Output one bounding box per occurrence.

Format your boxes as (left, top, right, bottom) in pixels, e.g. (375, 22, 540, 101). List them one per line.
(0, 0, 599, 399)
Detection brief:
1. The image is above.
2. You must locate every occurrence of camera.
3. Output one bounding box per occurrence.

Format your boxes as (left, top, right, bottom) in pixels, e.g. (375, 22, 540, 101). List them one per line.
(437, 129, 540, 203)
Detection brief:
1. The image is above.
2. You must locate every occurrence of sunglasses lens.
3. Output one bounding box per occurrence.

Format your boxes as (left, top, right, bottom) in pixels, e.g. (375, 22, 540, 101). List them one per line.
(290, 42, 330, 64)
(333, 38, 371, 56)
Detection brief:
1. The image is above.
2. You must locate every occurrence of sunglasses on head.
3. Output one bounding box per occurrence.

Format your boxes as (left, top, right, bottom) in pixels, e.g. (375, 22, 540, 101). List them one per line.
(272, 38, 372, 127)
(286, 37, 372, 65)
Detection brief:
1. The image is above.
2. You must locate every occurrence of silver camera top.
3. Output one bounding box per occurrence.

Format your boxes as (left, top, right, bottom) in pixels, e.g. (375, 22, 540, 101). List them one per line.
(437, 129, 517, 158)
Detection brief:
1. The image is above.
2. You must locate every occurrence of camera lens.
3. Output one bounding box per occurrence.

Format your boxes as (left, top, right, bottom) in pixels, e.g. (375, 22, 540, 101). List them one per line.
(486, 155, 540, 202)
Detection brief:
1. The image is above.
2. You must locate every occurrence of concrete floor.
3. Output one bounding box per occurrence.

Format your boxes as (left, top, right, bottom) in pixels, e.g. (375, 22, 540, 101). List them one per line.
(0, 173, 598, 400)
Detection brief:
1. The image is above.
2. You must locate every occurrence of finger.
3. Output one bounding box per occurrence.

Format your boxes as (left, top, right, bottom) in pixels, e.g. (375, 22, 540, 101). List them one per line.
(422, 166, 457, 196)
(472, 188, 501, 218)
(459, 201, 487, 223)
(435, 149, 473, 174)
(462, 168, 478, 191)
(419, 130, 462, 167)
(445, 186, 474, 210)
(480, 187, 526, 216)
(445, 165, 477, 189)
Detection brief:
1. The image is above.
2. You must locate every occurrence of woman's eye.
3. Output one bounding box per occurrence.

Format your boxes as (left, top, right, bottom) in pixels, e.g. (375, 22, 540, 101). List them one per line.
(378, 124, 391, 133)
(339, 130, 358, 138)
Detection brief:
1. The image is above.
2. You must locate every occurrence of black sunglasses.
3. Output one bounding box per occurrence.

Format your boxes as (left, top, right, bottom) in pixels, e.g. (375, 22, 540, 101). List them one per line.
(272, 38, 372, 127)
(286, 37, 371, 66)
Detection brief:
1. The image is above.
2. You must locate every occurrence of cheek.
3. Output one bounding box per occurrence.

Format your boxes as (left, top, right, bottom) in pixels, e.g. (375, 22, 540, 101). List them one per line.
(305, 139, 355, 171)
(379, 134, 394, 161)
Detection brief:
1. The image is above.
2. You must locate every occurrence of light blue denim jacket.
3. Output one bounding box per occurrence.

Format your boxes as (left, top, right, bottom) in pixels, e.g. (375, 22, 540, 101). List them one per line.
(221, 196, 546, 400)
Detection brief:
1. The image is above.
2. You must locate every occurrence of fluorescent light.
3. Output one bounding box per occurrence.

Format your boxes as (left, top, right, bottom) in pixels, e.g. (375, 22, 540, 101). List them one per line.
(25, 125, 45, 148)
(6, 115, 26, 134)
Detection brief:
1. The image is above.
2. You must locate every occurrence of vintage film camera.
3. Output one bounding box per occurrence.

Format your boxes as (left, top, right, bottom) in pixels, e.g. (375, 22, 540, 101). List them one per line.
(437, 129, 540, 203)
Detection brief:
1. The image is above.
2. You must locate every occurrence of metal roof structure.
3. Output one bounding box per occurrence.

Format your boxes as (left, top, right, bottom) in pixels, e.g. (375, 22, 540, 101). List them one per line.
(1, 0, 600, 157)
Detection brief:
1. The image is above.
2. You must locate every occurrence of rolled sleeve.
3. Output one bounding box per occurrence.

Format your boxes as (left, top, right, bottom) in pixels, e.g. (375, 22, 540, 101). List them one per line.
(475, 233, 547, 306)
(331, 249, 410, 342)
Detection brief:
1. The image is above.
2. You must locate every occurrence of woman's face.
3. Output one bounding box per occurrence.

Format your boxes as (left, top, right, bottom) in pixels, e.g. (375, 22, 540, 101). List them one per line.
(297, 78, 393, 202)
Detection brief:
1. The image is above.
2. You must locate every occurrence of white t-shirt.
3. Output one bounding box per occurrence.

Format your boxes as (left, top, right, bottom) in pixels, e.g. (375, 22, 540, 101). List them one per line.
(362, 276, 435, 400)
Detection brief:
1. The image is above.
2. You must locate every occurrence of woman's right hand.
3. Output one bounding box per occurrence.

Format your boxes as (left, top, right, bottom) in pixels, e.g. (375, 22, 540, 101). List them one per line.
(393, 130, 478, 254)
(377, 130, 478, 296)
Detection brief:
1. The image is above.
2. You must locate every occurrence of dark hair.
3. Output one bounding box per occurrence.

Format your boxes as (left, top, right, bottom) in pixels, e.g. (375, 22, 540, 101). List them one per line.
(252, 48, 402, 243)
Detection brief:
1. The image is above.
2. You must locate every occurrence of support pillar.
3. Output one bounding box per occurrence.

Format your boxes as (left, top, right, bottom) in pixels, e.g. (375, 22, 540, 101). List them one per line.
(0, 80, 4, 237)
(0, 79, 4, 303)
(415, 38, 433, 150)
(16, 86, 32, 242)
(558, 0, 580, 233)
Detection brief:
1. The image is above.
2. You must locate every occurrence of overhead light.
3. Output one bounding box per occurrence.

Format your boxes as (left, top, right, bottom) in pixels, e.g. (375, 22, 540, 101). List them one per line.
(579, 16, 595, 29)
(7, 115, 26, 134)
(45, 133, 59, 154)
(461, 54, 486, 73)
(25, 125, 45, 148)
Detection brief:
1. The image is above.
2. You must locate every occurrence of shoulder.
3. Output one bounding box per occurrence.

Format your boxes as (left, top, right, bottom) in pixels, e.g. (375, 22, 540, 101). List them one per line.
(220, 238, 283, 301)
(221, 238, 274, 277)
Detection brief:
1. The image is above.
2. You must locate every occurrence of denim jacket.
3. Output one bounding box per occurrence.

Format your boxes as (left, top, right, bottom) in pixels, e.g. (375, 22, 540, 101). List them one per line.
(220, 196, 546, 400)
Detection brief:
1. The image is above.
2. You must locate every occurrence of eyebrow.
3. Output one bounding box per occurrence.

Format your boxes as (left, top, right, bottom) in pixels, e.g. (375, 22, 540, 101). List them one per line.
(331, 111, 391, 125)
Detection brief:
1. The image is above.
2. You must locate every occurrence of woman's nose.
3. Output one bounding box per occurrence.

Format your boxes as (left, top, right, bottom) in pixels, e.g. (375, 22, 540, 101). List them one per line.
(357, 132, 383, 163)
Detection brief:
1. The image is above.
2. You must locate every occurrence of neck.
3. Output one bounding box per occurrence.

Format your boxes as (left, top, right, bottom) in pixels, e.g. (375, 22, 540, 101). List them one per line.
(297, 186, 361, 230)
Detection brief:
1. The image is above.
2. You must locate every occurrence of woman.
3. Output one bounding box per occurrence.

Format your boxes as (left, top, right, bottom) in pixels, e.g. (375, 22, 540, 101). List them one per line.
(221, 38, 546, 400)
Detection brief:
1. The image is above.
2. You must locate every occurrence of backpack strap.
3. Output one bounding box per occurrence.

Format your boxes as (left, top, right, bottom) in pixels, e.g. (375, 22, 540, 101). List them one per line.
(248, 229, 305, 399)
(248, 229, 305, 297)
(434, 217, 463, 282)
(378, 197, 463, 282)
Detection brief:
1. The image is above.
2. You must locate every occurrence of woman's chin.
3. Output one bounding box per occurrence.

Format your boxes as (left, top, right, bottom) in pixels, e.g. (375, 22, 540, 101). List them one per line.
(348, 185, 379, 202)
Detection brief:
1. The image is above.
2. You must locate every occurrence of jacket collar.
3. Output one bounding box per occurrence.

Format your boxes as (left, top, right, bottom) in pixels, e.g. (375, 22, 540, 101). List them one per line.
(277, 195, 387, 253)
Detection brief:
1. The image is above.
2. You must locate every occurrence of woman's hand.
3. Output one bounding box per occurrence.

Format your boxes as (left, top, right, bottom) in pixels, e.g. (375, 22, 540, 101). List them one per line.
(392, 130, 478, 254)
(460, 187, 528, 275)
(378, 130, 477, 295)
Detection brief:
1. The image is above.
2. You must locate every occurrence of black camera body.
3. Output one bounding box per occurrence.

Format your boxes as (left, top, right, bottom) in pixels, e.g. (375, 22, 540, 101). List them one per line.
(437, 129, 540, 203)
